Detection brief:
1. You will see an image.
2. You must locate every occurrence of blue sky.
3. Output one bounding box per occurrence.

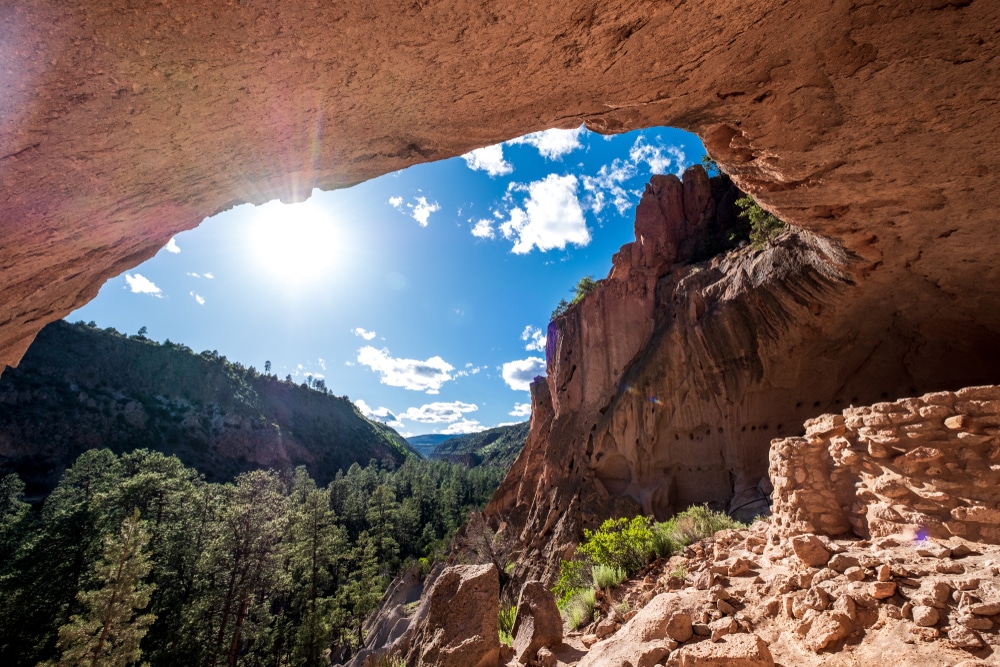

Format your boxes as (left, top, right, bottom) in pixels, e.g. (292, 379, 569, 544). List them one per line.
(70, 126, 707, 436)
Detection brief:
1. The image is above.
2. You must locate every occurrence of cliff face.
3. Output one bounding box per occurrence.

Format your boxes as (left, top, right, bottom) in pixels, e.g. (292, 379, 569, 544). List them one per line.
(1, 1, 999, 379)
(488, 167, 1000, 583)
(0, 321, 414, 496)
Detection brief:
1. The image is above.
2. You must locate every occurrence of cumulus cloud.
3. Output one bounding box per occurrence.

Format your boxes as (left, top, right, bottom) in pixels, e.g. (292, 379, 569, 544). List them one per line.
(124, 273, 161, 297)
(352, 327, 377, 340)
(390, 195, 441, 227)
(521, 325, 547, 352)
(203, 272, 214, 279)
(471, 219, 496, 239)
(190, 291, 205, 305)
(399, 401, 479, 424)
(355, 399, 404, 428)
(440, 419, 487, 435)
(499, 174, 589, 254)
(580, 158, 637, 216)
(508, 126, 585, 160)
(462, 144, 513, 177)
(629, 135, 687, 176)
(164, 238, 181, 254)
(411, 196, 441, 226)
(357, 346, 455, 394)
(502, 357, 546, 391)
(510, 403, 531, 417)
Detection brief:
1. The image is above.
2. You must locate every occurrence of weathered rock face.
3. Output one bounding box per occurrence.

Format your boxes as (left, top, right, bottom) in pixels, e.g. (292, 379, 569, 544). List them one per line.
(770, 385, 1000, 543)
(1, 0, 1000, 379)
(489, 156, 1000, 583)
(512, 580, 563, 664)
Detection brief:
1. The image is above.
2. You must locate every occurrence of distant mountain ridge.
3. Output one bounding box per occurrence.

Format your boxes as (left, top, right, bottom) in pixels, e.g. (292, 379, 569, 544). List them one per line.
(0, 321, 416, 496)
(431, 422, 529, 469)
(405, 433, 455, 458)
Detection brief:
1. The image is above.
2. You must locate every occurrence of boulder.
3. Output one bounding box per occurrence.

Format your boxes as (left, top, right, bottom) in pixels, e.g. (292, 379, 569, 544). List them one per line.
(578, 593, 693, 667)
(404, 564, 500, 667)
(671, 633, 775, 667)
(791, 535, 831, 568)
(512, 580, 563, 663)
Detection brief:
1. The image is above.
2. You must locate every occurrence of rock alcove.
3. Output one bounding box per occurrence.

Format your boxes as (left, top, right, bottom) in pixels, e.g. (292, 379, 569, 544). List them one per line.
(2, 0, 1000, 579)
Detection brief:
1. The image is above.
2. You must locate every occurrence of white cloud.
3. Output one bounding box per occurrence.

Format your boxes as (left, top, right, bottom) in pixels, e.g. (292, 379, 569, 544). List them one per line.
(502, 357, 546, 391)
(355, 399, 404, 428)
(124, 273, 161, 297)
(189, 291, 205, 305)
(521, 325, 547, 352)
(357, 346, 455, 394)
(411, 196, 440, 227)
(203, 272, 214, 279)
(508, 126, 585, 160)
(389, 196, 404, 209)
(629, 135, 687, 176)
(510, 403, 531, 417)
(440, 419, 487, 435)
(318, 358, 326, 371)
(462, 144, 514, 177)
(471, 219, 496, 240)
(186, 272, 200, 278)
(399, 401, 479, 424)
(581, 158, 637, 216)
(164, 238, 181, 254)
(499, 174, 589, 254)
(352, 327, 377, 340)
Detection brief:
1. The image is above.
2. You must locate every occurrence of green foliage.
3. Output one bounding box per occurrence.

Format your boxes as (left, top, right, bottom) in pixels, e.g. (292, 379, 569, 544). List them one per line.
(374, 654, 406, 667)
(669, 564, 688, 580)
(578, 516, 654, 577)
(0, 448, 507, 667)
(553, 558, 592, 609)
(48, 508, 155, 667)
(498, 605, 516, 646)
(592, 564, 626, 590)
(563, 589, 596, 630)
(659, 505, 747, 546)
(735, 195, 785, 247)
(651, 522, 682, 558)
(551, 275, 601, 319)
(701, 153, 720, 175)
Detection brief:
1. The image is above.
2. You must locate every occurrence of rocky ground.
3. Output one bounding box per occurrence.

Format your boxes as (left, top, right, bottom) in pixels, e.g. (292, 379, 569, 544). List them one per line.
(523, 523, 1000, 666)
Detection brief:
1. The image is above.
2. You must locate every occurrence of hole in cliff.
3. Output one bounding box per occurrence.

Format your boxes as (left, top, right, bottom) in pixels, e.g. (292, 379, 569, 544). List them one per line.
(66, 125, 715, 441)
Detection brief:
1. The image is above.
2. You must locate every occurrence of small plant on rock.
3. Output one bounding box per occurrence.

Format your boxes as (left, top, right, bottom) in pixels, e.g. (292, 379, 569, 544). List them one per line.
(578, 516, 654, 577)
(564, 588, 597, 630)
(498, 605, 517, 646)
(592, 564, 627, 590)
(735, 195, 785, 247)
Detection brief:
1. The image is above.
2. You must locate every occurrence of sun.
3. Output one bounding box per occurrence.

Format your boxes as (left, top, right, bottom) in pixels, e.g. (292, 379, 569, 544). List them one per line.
(245, 198, 349, 290)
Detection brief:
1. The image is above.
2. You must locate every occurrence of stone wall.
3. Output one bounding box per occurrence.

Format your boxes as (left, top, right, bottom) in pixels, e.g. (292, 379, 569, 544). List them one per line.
(770, 385, 1000, 543)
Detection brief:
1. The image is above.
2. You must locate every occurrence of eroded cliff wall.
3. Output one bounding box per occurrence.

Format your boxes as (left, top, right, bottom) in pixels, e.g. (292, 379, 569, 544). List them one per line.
(1, 0, 999, 373)
(488, 167, 1000, 584)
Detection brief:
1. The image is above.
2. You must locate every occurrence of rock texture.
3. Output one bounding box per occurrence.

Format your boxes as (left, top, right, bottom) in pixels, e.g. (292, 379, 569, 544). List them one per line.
(770, 385, 1000, 543)
(1, 1, 1000, 385)
(512, 581, 563, 664)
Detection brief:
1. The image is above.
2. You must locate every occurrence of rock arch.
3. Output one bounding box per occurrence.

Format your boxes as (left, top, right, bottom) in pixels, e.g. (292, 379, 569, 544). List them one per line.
(1, 0, 998, 372)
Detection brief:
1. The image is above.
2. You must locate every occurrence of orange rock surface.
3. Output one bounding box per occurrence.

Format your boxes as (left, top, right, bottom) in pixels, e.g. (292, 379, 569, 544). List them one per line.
(1, 0, 999, 373)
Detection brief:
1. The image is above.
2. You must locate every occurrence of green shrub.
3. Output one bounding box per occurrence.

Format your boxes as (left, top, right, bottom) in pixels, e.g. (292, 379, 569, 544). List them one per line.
(552, 275, 602, 319)
(592, 564, 626, 590)
(735, 195, 785, 247)
(578, 516, 654, 577)
(375, 654, 405, 667)
(668, 505, 746, 545)
(498, 605, 516, 646)
(553, 558, 592, 609)
(564, 588, 597, 630)
(651, 522, 682, 558)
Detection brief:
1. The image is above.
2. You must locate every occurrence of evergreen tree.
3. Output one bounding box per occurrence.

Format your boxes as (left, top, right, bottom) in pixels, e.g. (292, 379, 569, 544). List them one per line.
(48, 509, 155, 667)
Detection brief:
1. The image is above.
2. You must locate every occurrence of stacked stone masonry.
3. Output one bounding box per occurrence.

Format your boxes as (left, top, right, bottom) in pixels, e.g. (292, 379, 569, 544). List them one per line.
(770, 385, 1000, 543)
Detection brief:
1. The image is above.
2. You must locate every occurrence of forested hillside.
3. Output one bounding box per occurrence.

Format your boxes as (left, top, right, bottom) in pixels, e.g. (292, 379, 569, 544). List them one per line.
(432, 421, 529, 469)
(0, 449, 503, 666)
(0, 321, 415, 496)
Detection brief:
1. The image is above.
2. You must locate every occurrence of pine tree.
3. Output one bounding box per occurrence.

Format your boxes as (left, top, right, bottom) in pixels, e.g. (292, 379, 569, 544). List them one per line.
(49, 508, 156, 667)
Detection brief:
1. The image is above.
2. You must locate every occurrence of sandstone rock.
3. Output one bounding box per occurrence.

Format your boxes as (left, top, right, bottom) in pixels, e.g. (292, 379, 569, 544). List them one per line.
(916, 542, 952, 559)
(959, 614, 993, 631)
(970, 601, 1000, 615)
(665, 611, 693, 643)
(911, 605, 939, 627)
(804, 612, 854, 652)
(709, 616, 738, 640)
(949, 625, 985, 650)
(791, 535, 831, 568)
(672, 633, 774, 667)
(717, 599, 736, 615)
(534, 646, 557, 667)
(844, 567, 866, 582)
(828, 553, 861, 573)
(404, 564, 499, 667)
(877, 564, 892, 582)
(512, 580, 563, 664)
(870, 582, 897, 599)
